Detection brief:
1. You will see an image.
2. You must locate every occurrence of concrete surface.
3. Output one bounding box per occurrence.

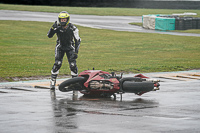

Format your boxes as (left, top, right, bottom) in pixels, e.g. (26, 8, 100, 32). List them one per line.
(0, 70, 200, 133)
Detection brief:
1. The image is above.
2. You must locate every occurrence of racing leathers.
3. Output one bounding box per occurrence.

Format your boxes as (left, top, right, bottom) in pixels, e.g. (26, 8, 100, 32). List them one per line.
(47, 22, 81, 88)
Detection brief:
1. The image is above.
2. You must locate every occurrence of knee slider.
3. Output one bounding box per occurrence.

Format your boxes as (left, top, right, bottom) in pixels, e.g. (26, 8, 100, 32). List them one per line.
(70, 62, 77, 74)
(52, 61, 62, 73)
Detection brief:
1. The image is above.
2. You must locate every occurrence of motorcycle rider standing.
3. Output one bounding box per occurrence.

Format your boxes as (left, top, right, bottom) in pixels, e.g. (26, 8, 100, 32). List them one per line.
(47, 11, 81, 90)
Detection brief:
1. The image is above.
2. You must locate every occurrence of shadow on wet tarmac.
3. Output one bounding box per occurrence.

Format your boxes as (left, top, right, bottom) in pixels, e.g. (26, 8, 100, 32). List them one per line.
(49, 90, 159, 132)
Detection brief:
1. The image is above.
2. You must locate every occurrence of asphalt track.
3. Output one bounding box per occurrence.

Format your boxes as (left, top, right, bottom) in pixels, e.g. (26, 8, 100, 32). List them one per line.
(1, 10, 200, 133)
(1, 10, 200, 36)
(0, 70, 200, 133)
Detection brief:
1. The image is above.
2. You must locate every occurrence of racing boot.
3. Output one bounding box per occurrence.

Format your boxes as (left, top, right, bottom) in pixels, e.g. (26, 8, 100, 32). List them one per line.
(50, 74, 57, 91)
(70, 63, 78, 78)
(71, 71, 78, 78)
(71, 71, 78, 95)
(50, 79, 56, 91)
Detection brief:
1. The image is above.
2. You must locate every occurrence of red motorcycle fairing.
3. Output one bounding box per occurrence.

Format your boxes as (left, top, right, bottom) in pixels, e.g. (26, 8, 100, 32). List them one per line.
(78, 70, 120, 96)
(134, 74, 149, 79)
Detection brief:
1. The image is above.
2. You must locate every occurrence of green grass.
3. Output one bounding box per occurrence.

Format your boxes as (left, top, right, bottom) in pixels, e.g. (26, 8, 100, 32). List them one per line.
(129, 22, 143, 27)
(173, 29, 200, 34)
(0, 20, 200, 81)
(1, 3, 200, 17)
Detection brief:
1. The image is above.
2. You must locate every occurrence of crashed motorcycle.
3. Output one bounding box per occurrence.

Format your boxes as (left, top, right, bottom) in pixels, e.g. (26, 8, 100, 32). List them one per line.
(58, 70, 160, 98)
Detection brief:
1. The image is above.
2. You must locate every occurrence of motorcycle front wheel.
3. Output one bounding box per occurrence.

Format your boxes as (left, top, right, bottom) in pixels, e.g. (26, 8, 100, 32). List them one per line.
(59, 77, 86, 92)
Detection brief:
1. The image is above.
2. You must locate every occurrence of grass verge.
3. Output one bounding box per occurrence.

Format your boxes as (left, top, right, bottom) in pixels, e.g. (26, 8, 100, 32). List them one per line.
(0, 20, 200, 81)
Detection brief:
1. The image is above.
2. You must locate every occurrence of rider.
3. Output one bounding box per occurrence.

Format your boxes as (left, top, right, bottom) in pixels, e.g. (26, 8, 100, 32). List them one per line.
(47, 11, 81, 90)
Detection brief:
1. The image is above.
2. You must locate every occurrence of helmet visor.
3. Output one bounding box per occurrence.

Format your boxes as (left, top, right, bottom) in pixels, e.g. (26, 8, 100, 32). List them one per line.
(58, 13, 70, 26)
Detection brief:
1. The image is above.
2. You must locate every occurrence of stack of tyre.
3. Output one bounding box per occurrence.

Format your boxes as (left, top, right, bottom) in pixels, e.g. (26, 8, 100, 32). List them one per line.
(142, 14, 200, 30)
(175, 17, 200, 30)
(142, 14, 176, 31)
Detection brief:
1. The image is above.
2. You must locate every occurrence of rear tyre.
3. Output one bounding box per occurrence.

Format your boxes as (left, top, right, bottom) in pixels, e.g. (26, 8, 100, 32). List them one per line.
(122, 81, 154, 94)
(59, 77, 86, 92)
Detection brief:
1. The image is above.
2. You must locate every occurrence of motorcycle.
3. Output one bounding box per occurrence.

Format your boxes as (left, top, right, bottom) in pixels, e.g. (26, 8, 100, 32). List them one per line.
(58, 70, 160, 98)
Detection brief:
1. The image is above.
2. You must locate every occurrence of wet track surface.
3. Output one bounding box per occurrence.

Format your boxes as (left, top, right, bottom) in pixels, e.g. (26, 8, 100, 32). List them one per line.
(0, 71, 200, 133)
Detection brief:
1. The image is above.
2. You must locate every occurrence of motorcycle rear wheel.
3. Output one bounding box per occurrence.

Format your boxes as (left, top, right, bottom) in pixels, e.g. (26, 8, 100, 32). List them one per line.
(59, 77, 86, 92)
(122, 81, 154, 94)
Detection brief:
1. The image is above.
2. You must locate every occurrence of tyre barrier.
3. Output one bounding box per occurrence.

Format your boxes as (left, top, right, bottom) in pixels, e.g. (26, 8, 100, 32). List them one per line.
(143, 14, 200, 31)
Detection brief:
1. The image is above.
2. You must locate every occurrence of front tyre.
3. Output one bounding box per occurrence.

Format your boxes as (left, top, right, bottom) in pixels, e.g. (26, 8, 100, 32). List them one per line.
(59, 77, 86, 92)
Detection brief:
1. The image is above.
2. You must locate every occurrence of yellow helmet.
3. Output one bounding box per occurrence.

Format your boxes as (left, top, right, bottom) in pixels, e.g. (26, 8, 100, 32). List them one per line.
(58, 11, 70, 26)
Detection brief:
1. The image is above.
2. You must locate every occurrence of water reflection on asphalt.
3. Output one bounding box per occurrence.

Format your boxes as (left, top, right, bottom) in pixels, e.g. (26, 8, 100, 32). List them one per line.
(49, 90, 160, 132)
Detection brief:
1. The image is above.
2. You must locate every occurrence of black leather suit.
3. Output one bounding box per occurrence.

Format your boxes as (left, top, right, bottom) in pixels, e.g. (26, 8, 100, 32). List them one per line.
(47, 23, 81, 78)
